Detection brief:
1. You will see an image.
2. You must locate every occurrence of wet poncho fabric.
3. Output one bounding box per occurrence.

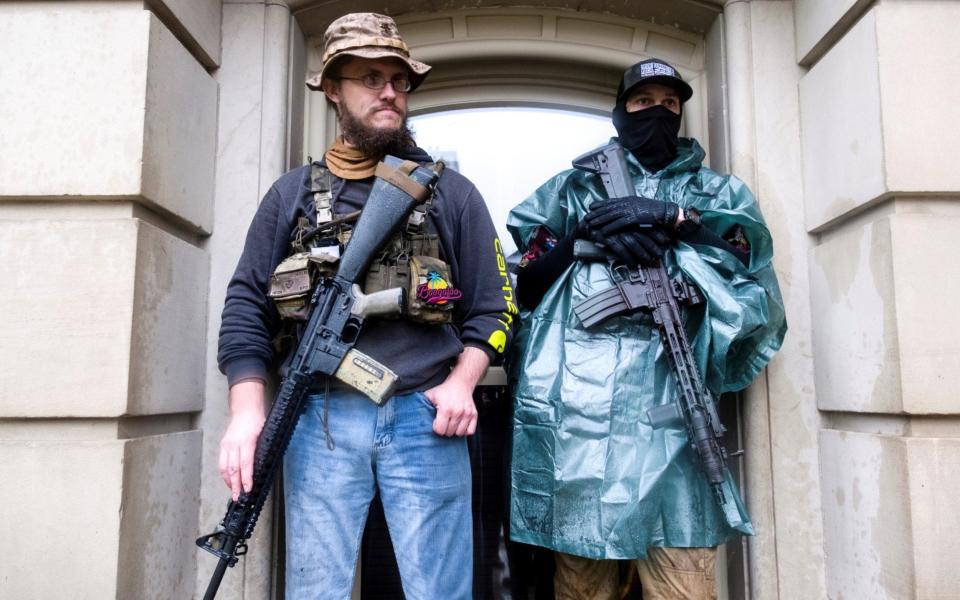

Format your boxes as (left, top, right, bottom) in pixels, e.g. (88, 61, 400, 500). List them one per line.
(506, 138, 786, 560)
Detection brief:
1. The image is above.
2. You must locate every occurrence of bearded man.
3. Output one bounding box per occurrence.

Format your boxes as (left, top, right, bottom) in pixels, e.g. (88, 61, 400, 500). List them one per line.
(507, 58, 786, 599)
(215, 13, 515, 599)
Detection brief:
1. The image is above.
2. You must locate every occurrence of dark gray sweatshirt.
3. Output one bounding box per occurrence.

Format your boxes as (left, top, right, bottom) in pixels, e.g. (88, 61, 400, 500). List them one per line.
(217, 147, 516, 395)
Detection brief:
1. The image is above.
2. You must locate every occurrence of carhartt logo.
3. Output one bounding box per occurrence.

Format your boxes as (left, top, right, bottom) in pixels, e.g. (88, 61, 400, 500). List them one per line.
(491, 238, 518, 353)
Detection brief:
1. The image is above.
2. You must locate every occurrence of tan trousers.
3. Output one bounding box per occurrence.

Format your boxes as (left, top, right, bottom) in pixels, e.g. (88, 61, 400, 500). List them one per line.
(554, 547, 718, 600)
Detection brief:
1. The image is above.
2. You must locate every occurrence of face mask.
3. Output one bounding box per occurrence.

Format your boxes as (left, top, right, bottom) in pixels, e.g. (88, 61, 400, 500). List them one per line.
(612, 103, 681, 172)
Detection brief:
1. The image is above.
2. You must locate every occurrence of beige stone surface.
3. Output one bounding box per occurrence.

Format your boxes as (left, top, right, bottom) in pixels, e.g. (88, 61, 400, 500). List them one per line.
(129, 221, 209, 416)
(888, 213, 960, 415)
(198, 4, 280, 597)
(799, 7, 886, 232)
(820, 430, 915, 600)
(800, 2, 960, 231)
(150, 0, 222, 66)
(747, 3, 828, 598)
(877, 2, 960, 196)
(142, 11, 218, 233)
(811, 211, 960, 415)
(810, 215, 901, 413)
(0, 4, 150, 198)
(118, 431, 202, 599)
(0, 218, 206, 417)
(0, 440, 124, 598)
(821, 430, 960, 599)
(793, 0, 866, 63)
(0, 432, 200, 599)
(0, 5, 216, 232)
(906, 436, 960, 598)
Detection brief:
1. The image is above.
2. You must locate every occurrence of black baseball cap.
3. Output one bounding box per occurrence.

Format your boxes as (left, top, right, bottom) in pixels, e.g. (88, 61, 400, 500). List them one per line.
(616, 58, 693, 104)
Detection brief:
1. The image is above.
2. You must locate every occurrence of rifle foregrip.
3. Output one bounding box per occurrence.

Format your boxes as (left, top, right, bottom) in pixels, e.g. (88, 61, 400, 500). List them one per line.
(350, 284, 404, 318)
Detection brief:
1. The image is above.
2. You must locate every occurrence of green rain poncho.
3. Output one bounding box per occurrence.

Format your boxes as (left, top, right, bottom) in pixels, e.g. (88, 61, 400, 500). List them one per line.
(506, 138, 786, 559)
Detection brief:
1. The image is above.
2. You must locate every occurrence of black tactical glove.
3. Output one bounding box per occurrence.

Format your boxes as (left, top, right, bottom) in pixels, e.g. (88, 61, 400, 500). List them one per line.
(584, 196, 680, 235)
(599, 229, 672, 267)
(575, 218, 603, 243)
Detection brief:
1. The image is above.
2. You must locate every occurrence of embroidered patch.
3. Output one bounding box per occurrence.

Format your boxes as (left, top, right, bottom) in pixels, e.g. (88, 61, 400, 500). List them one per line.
(416, 271, 463, 305)
(724, 224, 751, 253)
(518, 226, 558, 268)
(640, 62, 677, 78)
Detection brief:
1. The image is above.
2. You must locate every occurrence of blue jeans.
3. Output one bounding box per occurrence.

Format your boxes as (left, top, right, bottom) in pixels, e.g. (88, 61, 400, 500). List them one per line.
(283, 387, 473, 599)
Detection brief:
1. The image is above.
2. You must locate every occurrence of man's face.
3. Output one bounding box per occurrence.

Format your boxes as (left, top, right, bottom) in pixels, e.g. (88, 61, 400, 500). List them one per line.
(323, 56, 410, 136)
(625, 83, 681, 114)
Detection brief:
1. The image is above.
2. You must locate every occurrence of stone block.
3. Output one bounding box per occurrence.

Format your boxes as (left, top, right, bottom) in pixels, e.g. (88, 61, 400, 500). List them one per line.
(794, 0, 864, 62)
(0, 432, 201, 599)
(150, 0, 222, 66)
(810, 216, 900, 413)
(810, 212, 960, 414)
(0, 4, 151, 199)
(0, 5, 216, 232)
(820, 430, 914, 600)
(0, 440, 124, 599)
(0, 219, 207, 417)
(800, 2, 960, 231)
(875, 2, 960, 195)
(821, 430, 960, 599)
(142, 11, 218, 232)
(888, 214, 960, 414)
(117, 431, 202, 599)
(906, 437, 960, 598)
(799, 8, 885, 231)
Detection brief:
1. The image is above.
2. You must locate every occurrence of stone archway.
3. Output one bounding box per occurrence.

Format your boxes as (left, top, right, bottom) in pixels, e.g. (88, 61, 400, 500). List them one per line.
(302, 9, 714, 163)
(292, 7, 749, 600)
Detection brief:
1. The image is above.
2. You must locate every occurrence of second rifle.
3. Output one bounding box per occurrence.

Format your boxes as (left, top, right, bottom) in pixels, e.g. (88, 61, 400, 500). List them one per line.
(571, 143, 753, 534)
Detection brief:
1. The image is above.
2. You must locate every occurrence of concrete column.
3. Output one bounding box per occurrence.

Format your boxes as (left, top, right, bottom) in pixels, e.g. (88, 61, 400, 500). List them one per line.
(0, 1, 218, 598)
(721, 2, 829, 599)
(798, 0, 960, 597)
(197, 2, 302, 598)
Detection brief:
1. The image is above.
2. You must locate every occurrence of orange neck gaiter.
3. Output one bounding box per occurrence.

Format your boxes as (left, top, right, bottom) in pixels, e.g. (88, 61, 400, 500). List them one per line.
(324, 136, 379, 180)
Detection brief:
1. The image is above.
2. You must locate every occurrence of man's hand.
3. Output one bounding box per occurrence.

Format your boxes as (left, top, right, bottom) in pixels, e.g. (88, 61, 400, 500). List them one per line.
(601, 229, 672, 267)
(585, 196, 680, 234)
(218, 380, 267, 501)
(424, 346, 490, 437)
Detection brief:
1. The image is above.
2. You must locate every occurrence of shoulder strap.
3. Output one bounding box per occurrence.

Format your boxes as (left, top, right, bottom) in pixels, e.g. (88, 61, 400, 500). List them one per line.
(406, 160, 445, 234)
(311, 163, 333, 225)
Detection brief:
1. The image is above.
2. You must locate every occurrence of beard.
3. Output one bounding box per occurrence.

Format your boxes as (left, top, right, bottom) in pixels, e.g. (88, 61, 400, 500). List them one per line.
(340, 103, 414, 158)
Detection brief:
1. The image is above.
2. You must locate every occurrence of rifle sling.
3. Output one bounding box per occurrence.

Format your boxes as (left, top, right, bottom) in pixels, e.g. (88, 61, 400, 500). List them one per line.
(375, 160, 430, 203)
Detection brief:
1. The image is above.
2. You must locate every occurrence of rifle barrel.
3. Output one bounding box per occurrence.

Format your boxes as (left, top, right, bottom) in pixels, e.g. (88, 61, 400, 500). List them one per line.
(203, 558, 229, 600)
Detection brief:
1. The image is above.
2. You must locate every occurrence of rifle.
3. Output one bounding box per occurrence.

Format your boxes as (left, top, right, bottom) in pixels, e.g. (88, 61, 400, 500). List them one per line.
(571, 143, 753, 534)
(196, 157, 440, 599)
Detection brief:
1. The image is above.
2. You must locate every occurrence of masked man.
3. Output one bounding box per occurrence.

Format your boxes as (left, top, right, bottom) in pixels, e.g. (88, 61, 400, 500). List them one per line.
(506, 58, 786, 599)
(216, 13, 515, 599)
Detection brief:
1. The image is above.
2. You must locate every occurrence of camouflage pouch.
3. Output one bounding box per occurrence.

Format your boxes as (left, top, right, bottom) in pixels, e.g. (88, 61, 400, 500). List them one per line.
(268, 244, 340, 320)
(407, 255, 460, 323)
(269, 252, 313, 320)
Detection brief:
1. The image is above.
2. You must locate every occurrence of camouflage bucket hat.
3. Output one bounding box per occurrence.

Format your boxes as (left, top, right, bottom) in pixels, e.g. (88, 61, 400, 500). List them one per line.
(305, 13, 432, 92)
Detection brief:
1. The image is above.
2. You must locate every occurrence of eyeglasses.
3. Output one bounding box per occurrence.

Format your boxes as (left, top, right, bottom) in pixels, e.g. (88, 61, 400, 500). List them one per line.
(337, 74, 412, 93)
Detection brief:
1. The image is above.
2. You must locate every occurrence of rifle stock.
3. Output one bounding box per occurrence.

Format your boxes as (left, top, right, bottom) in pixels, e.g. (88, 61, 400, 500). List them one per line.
(571, 144, 753, 534)
(196, 157, 439, 599)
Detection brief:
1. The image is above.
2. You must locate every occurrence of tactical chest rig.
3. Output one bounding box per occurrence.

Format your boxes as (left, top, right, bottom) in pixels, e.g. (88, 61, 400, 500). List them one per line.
(269, 160, 456, 326)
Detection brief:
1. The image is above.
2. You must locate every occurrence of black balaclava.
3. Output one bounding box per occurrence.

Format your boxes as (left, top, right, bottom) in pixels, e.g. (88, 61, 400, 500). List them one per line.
(612, 101, 681, 173)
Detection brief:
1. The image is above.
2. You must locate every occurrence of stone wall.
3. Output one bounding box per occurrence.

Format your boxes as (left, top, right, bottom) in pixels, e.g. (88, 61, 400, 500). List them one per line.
(0, 1, 220, 597)
(797, 0, 960, 597)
